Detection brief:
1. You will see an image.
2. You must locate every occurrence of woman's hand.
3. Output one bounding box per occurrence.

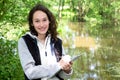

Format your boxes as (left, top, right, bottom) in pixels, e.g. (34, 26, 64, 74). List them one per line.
(59, 55, 73, 73)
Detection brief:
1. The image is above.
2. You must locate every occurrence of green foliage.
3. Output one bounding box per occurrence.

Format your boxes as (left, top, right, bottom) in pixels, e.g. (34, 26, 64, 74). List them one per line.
(84, 0, 120, 36)
(0, 38, 24, 79)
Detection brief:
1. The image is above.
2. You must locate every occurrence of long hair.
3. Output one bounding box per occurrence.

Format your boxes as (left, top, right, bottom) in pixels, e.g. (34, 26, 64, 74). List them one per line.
(28, 4, 58, 40)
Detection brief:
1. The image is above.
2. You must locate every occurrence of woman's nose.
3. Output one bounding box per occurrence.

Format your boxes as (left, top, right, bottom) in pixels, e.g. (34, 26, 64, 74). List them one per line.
(40, 22, 44, 26)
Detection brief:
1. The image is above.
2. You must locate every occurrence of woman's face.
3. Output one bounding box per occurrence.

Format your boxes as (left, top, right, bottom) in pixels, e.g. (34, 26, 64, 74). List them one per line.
(32, 10, 50, 36)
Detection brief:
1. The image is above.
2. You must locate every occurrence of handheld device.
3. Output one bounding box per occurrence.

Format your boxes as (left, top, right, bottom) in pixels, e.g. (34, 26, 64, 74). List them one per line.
(48, 54, 82, 79)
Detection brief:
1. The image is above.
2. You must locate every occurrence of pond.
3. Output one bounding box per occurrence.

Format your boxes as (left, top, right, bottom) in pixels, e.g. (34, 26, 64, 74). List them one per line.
(61, 22, 120, 80)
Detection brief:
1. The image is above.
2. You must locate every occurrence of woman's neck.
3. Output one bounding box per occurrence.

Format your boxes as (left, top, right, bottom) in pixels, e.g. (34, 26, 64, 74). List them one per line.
(37, 34, 46, 44)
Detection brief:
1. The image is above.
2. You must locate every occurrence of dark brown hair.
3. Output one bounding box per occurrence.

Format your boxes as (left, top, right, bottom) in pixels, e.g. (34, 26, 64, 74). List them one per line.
(28, 4, 58, 40)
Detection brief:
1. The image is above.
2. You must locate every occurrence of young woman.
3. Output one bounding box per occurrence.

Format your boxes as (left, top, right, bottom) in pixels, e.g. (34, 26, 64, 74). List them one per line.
(18, 3, 73, 80)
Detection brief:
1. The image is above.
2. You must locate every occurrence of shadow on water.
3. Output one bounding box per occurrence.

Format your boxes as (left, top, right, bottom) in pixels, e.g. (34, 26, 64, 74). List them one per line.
(62, 22, 120, 80)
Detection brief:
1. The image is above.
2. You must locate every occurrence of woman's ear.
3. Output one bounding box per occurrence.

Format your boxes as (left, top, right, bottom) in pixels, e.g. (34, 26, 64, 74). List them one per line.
(49, 22, 50, 25)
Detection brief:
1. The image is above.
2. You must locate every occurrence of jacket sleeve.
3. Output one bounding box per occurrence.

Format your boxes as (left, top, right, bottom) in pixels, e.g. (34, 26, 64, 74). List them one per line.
(58, 69, 73, 79)
(58, 46, 73, 79)
(18, 38, 61, 79)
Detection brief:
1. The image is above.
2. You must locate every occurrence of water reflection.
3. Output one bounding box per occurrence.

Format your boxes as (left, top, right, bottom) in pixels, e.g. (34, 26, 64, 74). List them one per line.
(62, 22, 120, 80)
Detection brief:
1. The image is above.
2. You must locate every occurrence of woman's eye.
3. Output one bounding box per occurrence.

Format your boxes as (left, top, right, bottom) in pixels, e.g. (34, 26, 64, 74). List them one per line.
(43, 19, 47, 21)
(43, 18, 48, 21)
(35, 20, 39, 22)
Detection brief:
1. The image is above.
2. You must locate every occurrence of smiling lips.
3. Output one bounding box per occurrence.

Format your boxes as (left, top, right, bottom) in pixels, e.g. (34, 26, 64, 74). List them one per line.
(38, 27, 47, 32)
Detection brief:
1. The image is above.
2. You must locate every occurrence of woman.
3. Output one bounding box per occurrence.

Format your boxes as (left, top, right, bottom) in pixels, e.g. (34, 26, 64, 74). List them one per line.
(18, 3, 73, 80)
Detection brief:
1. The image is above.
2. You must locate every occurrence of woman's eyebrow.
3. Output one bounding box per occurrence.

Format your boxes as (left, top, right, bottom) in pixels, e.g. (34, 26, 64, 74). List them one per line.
(33, 17, 48, 20)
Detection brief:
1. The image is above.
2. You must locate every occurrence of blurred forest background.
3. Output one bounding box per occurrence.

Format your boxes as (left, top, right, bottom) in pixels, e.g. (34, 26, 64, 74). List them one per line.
(0, 0, 120, 80)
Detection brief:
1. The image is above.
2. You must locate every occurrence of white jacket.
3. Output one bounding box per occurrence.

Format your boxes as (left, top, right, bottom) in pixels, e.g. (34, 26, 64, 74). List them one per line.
(18, 32, 72, 80)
